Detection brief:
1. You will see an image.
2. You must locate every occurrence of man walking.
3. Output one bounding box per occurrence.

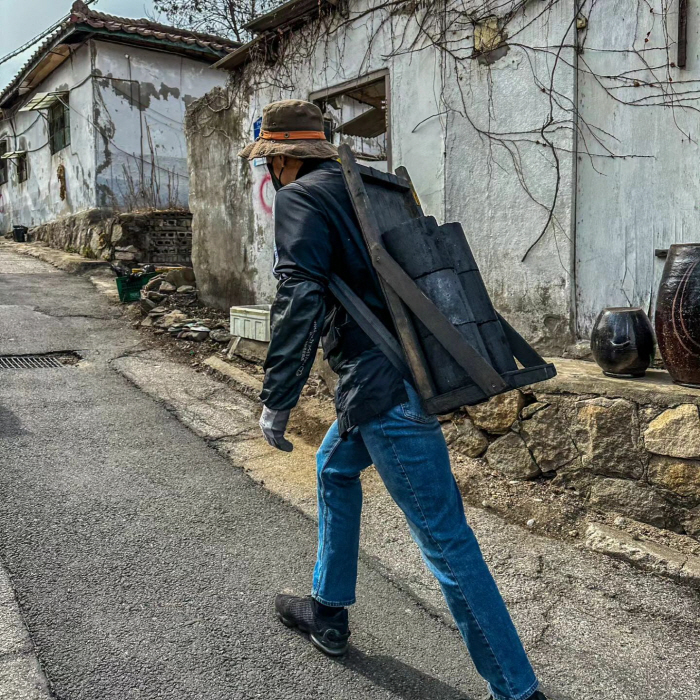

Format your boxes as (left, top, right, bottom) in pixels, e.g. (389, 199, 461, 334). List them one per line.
(239, 99, 550, 700)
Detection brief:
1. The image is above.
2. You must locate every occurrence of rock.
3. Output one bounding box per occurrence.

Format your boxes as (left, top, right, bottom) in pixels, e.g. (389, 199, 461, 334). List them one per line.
(585, 523, 700, 588)
(148, 306, 168, 317)
(144, 274, 165, 291)
(520, 401, 548, 420)
(588, 478, 679, 530)
(466, 390, 525, 434)
(140, 297, 157, 314)
(683, 507, 700, 539)
(159, 281, 177, 293)
(442, 417, 488, 458)
(485, 432, 540, 480)
(179, 330, 209, 342)
(519, 405, 578, 472)
(209, 328, 231, 343)
(176, 285, 196, 294)
(154, 310, 189, 329)
(648, 455, 700, 504)
(114, 251, 137, 261)
(140, 316, 154, 328)
(526, 519, 536, 528)
(146, 291, 166, 302)
(230, 337, 271, 364)
(643, 405, 700, 459)
(162, 267, 196, 288)
(573, 397, 645, 479)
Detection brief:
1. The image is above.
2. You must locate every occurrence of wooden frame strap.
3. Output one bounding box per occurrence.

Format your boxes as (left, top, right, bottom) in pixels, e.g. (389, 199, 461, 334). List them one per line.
(369, 244, 509, 395)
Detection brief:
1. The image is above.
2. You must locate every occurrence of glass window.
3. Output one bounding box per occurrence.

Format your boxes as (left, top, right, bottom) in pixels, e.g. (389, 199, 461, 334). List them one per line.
(49, 98, 71, 154)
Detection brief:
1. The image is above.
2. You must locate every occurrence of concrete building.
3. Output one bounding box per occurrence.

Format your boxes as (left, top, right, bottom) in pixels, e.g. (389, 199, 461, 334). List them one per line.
(186, 0, 700, 351)
(0, 1, 238, 253)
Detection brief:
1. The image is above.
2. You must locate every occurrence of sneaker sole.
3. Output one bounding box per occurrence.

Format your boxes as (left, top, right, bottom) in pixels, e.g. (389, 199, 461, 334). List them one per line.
(276, 612, 349, 657)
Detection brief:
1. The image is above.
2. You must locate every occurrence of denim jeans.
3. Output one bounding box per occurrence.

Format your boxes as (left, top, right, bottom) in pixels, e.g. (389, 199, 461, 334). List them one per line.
(312, 382, 539, 700)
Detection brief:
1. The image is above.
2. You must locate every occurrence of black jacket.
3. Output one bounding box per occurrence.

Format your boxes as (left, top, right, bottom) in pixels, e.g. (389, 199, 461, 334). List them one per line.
(259, 160, 408, 435)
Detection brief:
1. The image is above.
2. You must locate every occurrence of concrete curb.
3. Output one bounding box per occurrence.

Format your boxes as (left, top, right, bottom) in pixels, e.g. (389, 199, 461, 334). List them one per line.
(585, 523, 700, 588)
(1, 241, 110, 276)
(0, 567, 52, 700)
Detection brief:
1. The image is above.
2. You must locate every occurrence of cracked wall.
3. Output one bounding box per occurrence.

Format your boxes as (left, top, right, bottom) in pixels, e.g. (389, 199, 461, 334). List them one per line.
(186, 0, 578, 349)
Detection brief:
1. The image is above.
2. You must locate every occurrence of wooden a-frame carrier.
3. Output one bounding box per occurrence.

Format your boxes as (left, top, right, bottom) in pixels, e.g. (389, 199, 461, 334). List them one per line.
(337, 144, 556, 414)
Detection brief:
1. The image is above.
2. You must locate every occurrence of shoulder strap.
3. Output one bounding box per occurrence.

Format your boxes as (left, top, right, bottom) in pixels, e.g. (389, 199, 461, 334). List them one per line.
(328, 273, 411, 378)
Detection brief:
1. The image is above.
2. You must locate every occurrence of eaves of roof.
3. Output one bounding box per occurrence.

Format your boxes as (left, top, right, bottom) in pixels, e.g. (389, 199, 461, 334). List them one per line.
(214, 0, 336, 72)
(0, 1, 240, 110)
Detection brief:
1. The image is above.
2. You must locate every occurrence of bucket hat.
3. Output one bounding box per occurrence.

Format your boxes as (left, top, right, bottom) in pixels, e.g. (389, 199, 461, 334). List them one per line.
(238, 99, 338, 160)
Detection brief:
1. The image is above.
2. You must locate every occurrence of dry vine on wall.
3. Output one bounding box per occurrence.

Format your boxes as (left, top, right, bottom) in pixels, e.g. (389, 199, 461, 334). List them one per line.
(193, 0, 688, 266)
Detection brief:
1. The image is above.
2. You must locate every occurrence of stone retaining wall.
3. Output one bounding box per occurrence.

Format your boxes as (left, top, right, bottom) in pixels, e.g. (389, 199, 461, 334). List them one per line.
(26, 209, 192, 265)
(444, 359, 700, 540)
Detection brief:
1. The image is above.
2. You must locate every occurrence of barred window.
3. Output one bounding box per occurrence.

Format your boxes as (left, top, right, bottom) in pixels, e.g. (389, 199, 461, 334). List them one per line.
(17, 154, 28, 183)
(49, 98, 71, 154)
(0, 141, 7, 186)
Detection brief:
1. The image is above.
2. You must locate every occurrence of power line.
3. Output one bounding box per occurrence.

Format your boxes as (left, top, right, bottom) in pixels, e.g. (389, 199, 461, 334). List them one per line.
(0, 0, 98, 69)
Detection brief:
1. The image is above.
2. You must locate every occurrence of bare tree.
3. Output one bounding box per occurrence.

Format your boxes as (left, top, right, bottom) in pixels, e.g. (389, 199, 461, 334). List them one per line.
(151, 0, 280, 42)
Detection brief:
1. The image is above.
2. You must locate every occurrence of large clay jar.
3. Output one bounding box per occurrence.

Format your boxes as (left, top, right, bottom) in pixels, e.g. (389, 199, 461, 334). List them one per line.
(591, 307, 655, 378)
(656, 244, 700, 387)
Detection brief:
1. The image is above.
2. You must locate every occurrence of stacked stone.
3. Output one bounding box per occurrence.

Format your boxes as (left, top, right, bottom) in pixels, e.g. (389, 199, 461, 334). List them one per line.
(139, 268, 231, 345)
(441, 389, 700, 540)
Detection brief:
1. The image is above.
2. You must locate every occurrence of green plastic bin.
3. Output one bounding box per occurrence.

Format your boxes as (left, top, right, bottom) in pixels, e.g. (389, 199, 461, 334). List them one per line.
(115, 272, 158, 303)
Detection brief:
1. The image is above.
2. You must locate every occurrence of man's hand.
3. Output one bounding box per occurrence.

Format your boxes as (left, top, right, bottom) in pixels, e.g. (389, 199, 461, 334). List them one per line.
(259, 405, 294, 452)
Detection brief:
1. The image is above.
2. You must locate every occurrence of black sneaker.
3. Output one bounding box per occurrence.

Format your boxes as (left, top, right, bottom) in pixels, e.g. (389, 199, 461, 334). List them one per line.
(275, 594, 350, 657)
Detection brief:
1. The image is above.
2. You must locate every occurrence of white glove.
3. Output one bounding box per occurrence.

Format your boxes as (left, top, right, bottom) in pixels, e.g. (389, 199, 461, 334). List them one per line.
(259, 405, 294, 452)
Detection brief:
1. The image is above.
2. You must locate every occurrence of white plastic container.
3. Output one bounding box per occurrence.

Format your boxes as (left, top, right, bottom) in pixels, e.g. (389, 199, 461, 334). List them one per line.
(230, 305, 271, 342)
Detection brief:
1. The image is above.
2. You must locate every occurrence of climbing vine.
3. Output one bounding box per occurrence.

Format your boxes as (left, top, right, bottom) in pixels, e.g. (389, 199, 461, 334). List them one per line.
(190, 0, 689, 265)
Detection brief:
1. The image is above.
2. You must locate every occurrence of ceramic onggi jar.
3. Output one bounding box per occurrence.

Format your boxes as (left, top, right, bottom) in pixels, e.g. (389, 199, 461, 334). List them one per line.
(655, 244, 700, 388)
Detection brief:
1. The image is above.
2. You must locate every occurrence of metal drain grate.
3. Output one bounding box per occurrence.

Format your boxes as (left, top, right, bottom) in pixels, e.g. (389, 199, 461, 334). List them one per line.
(0, 354, 74, 369)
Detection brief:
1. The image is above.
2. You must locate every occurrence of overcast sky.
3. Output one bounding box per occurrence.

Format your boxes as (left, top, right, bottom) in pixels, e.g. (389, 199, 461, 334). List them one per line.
(0, 0, 157, 92)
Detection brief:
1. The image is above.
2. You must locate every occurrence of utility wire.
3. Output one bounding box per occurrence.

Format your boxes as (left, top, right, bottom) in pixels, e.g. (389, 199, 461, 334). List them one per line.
(0, 0, 98, 69)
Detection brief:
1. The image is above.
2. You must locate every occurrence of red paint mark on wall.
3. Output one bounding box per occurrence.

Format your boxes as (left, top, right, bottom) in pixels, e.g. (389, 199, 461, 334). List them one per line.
(258, 172, 274, 217)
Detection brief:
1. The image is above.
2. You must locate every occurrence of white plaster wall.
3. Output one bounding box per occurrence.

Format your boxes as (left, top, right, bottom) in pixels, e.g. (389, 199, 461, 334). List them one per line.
(218, 3, 450, 309)
(575, 0, 700, 336)
(93, 41, 227, 210)
(443, 1, 577, 351)
(0, 43, 96, 232)
(194, 0, 579, 349)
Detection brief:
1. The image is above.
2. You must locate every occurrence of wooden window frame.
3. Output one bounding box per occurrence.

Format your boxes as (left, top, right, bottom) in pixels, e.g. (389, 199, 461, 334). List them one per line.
(309, 69, 392, 171)
(48, 98, 71, 155)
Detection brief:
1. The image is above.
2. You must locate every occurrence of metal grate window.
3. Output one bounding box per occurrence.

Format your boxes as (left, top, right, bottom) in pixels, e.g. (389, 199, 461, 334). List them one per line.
(0, 141, 7, 186)
(48, 99, 71, 155)
(17, 153, 28, 183)
(0, 354, 69, 369)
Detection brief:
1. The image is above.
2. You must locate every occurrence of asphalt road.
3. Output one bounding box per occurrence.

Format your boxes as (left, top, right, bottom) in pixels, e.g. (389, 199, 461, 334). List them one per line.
(0, 249, 494, 699)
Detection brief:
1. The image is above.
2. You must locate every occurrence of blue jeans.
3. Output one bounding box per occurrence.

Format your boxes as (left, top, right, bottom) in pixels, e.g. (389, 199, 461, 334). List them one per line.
(312, 382, 539, 700)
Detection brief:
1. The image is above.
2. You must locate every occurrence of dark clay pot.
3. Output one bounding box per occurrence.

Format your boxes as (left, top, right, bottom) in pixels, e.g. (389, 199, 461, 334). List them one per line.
(591, 307, 655, 378)
(655, 244, 700, 387)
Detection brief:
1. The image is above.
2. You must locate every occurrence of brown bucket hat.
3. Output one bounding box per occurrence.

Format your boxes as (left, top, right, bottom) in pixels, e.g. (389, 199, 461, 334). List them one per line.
(238, 99, 338, 160)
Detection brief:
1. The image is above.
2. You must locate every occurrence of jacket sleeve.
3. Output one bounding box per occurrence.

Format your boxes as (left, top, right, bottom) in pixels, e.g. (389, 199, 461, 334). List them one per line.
(259, 183, 333, 411)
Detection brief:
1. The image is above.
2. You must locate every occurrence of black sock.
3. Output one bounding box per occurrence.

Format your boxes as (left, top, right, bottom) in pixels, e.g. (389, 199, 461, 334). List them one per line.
(313, 599, 344, 618)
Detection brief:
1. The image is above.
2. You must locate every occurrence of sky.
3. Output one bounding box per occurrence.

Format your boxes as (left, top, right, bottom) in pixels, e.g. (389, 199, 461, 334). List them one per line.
(0, 0, 158, 92)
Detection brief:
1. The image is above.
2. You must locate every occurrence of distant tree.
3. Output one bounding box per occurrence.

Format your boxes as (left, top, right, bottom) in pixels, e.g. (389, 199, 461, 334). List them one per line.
(152, 0, 278, 42)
